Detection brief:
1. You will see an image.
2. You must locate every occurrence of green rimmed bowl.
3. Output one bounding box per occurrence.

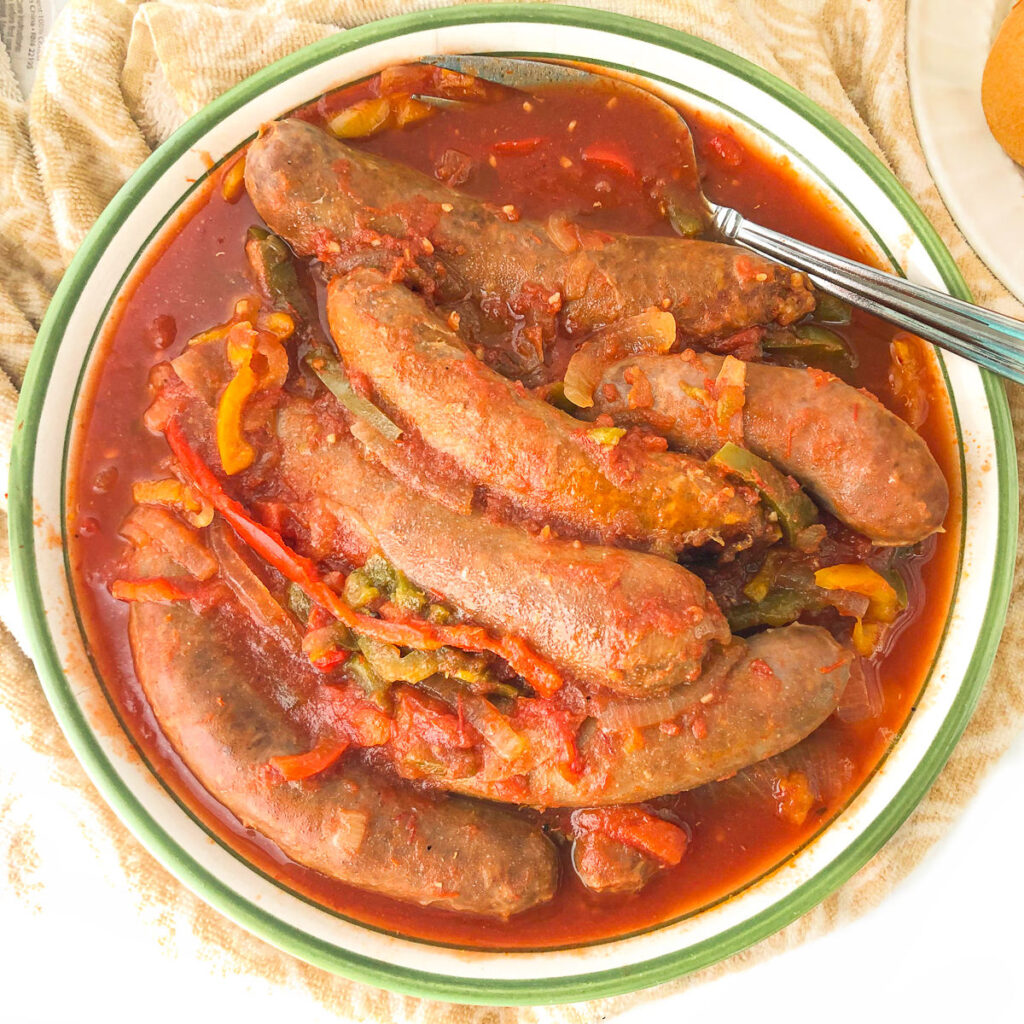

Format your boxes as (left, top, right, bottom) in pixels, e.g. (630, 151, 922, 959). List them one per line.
(8, 2, 1017, 1005)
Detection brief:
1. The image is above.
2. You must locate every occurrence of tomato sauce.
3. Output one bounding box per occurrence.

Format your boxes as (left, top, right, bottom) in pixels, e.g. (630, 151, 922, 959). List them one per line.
(67, 68, 961, 949)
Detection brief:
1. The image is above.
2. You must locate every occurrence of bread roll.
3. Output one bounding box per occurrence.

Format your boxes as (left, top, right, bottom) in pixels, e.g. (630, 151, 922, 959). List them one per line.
(982, 1, 1024, 167)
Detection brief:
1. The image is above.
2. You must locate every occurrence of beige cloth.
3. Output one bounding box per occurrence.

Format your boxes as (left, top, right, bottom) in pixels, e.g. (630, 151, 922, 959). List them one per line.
(1, 0, 1022, 1019)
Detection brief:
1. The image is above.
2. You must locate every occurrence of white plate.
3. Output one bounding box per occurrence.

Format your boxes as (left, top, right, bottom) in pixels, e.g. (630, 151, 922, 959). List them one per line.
(907, 0, 1024, 300)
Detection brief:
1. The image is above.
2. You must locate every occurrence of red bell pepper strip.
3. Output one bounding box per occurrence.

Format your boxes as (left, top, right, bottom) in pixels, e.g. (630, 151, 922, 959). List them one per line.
(163, 419, 563, 697)
(269, 736, 350, 781)
(581, 143, 636, 177)
(492, 137, 544, 155)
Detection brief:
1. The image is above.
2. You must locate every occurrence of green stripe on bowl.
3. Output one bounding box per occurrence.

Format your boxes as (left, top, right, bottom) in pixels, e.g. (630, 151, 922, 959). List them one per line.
(8, 2, 1017, 1005)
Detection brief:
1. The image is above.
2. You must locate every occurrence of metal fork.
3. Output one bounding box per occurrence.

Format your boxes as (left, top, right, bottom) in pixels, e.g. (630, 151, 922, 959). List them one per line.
(427, 55, 1024, 386)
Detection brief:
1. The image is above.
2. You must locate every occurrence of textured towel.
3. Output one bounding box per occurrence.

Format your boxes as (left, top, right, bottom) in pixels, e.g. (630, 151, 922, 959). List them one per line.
(1, 1, 1022, 1020)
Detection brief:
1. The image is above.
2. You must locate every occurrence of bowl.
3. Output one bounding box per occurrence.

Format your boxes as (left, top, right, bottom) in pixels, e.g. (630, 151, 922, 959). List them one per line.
(8, 2, 1017, 1005)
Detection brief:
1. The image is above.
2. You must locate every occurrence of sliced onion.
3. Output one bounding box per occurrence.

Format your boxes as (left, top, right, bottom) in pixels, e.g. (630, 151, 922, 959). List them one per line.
(596, 685, 697, 733)
(208, 519, 300, 645)
(120, 505, 218, 581)
(563, 252, 596, 301)
(563, 310, 676, 407)
(171, 342, 232, 406)
(459, 693, 527, 762)
(835, 658, 884, 724)
(546, 213, 580, 253)
(819, 588, 871, 621)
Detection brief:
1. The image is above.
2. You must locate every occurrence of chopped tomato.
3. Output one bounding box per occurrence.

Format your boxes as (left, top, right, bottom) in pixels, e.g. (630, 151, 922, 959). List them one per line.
(704, 132, 743, 168)
(395, 686, 474, 751)
(572, 806, 688, 866)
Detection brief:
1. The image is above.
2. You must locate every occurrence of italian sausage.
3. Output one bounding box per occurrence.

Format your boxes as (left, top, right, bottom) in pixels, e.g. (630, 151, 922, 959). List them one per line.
(587, 351, 949, 544)
(127, 550, 559, 917)
(412, 624, 852, 807)
(243, 118, 815, 371)
(325, 268, 773, 555)
(571, 831, 659, 894)
(276, 397, 731, 696)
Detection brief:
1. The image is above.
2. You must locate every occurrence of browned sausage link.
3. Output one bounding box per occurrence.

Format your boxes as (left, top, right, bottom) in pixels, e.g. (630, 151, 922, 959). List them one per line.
(277, 398, 731, 695)
(588, 351, 949, 545)
(127, 551, 558, 917)
(243, 119, 815, 357)
(425, 624, 851, 807)
(572, 831, 659, 894)
(325, 268, 773, 555)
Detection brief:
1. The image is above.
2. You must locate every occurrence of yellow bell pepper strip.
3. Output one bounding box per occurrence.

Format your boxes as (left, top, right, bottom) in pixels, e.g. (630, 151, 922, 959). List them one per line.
(814, 563, 906, 656)
(187, 296, 259, 347)
(712, 355, 747, 443)
(131, 477, 213, 528)
(328, 97, 395, 139)
(889, 333, 930, 428)
(710, 442, 819, 546)
(814, 564, 902, 622)
(586, 425, 626, 447)
(220, 152, 247, 203)
(163, 419, 563, 697)
(216, 324, 259, 475)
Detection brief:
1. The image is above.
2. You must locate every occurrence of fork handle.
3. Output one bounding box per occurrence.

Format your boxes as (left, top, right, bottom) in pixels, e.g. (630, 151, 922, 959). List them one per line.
(713, 206, 1024, 386)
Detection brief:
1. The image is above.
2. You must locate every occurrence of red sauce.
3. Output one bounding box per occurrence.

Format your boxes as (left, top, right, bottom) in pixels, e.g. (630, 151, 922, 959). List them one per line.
(68, 70, 961, 949)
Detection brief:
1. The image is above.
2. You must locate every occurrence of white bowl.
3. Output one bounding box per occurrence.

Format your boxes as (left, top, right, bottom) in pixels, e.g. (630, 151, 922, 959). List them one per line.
(9, 3, 1017, 1005)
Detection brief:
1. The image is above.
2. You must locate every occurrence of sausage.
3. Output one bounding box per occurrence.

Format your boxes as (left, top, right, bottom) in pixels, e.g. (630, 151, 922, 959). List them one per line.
(325, 268, 774, 555)
(243, 119, 815, 377)
(417, 624, 852, 807)
(276, 397, 731, 696)
(127, 550, 559, 917)
(571, 831, 659, 894)
(131, 545, 848, 811)
(587, 351, 949, 544)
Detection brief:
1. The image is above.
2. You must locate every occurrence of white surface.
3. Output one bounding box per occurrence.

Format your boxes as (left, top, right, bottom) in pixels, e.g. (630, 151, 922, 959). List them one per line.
(4, 723, 1024, 1023)
(907, 0, 1024, 302)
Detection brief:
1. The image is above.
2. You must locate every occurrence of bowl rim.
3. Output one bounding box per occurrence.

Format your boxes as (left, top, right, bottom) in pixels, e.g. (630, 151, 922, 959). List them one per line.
(8, 1, 1018, 1006)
